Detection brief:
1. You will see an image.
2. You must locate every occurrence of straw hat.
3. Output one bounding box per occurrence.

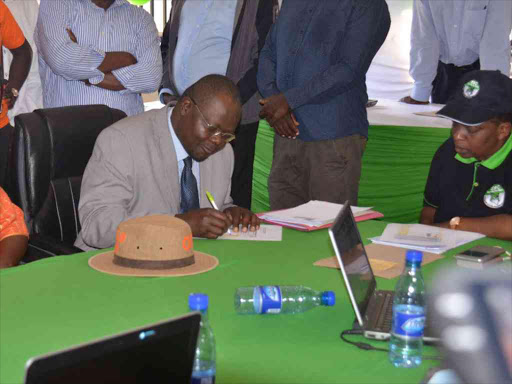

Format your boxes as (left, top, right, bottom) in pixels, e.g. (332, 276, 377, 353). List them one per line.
(89, 215, 218, 277)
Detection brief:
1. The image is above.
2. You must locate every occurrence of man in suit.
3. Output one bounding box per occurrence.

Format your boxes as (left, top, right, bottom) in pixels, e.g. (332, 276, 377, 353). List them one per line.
(160, 0, 277, 210)
(76, 75, 260, 251)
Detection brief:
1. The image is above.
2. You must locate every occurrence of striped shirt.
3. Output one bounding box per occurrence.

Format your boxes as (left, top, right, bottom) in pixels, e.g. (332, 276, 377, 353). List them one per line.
(35, 0, 162, 116)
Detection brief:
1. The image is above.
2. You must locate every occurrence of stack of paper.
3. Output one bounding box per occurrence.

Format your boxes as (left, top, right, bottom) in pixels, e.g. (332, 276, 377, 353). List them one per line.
(258, 200, 383, 231)
(370, 223, 485, 254)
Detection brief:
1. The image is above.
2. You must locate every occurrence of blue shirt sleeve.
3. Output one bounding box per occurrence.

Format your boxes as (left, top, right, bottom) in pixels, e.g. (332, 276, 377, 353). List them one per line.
(111, 11, 163, 95)
(257, 22, 281, 99)
(35, 0, 106, 82)
(479, 0, 512, 77)
(410, 0, 441, 102)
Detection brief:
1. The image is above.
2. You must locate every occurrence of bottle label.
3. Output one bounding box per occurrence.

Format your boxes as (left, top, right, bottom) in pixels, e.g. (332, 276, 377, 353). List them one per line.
(392, 305, 425, 338)
(254, 286, 282, 314)
(191, 376, 215, 384)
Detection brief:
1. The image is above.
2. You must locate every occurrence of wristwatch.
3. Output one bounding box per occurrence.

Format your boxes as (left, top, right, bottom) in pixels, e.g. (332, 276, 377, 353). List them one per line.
(10, 88, 19, 98)
(450, 216, 461, 230)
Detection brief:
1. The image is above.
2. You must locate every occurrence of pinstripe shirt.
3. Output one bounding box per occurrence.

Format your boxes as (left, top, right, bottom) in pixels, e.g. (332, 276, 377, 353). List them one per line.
(35, 0, 162, 116)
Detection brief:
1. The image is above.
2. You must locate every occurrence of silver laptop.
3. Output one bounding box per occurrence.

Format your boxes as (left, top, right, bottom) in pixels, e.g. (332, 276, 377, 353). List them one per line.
(24, 313, 201, 384)
(328, 202, 437, 342)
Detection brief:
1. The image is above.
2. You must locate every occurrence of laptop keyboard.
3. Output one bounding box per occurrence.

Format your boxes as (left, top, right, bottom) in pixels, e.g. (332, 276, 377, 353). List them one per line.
(375, 292, 394, 332)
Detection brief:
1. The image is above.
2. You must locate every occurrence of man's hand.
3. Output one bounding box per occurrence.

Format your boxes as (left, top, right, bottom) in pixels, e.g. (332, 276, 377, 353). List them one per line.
(97, 52, 137, 74)
(92, 73, 126, 91)
(66, 28, 78, 43)
(399, 96, 429, 105)
(3, 86, 18, 109)
(223, 206, 261, 233)
(176, 208, 231, 239)
(272, 112, 299, 139)
(259, 93, 291, 125)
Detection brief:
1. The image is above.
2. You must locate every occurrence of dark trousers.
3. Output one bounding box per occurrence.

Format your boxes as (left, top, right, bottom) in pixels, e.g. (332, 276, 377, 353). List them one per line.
(0, 123, 13, 189)
(268, 134, 367, 211)
(230, 121, 259, 209)
(431, 60, 480, 104)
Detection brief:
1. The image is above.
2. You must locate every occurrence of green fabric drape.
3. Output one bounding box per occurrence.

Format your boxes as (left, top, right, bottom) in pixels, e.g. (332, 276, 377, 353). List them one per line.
(252, 120, 451, 223)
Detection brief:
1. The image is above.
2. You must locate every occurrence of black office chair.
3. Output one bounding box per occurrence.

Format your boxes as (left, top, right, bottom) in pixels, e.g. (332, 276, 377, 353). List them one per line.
(9, 105, 126, 262)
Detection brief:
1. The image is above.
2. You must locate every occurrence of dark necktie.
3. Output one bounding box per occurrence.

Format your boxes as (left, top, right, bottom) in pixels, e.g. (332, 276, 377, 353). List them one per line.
(180, 156, 199, 213)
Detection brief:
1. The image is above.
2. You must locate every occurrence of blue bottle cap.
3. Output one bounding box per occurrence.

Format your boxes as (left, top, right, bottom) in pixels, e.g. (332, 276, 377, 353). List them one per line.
(321, 291, 336, 306)
(405, 250, 423, 264)
(189, 293, 209, 311)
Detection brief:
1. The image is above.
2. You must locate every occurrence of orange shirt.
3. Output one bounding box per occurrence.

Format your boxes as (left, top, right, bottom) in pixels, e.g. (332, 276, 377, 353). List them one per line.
(0, 187, 28, 242)
(0, 2, 26, 128)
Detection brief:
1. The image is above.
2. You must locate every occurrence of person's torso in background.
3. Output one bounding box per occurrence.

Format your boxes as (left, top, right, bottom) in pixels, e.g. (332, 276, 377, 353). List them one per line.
(173, 0, 236, 95)
(2, 0, 43, 123)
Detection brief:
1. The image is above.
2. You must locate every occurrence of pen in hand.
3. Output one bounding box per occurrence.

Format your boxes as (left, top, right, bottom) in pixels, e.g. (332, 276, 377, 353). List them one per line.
(206, 191, 232, 235)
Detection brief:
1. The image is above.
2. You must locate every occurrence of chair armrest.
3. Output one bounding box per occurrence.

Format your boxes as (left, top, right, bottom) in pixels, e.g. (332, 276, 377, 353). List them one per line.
(23, 234, 83, 263)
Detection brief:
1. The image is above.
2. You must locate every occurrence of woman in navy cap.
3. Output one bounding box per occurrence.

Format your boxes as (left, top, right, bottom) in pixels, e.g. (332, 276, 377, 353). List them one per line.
(421, 70, 512, 241)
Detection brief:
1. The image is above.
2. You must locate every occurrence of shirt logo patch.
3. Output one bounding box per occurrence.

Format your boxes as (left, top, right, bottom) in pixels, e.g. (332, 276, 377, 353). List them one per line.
(484, 184, 505, 209)
(463, 80, 480, 99)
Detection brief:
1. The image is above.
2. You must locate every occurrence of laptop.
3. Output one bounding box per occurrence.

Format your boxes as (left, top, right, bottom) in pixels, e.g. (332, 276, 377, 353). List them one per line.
(328, 202, 438, 343)
(24, 313, 201, 384)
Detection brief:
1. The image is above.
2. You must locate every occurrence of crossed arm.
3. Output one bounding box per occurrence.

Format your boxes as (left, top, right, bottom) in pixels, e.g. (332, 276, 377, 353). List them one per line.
(36, 1, 161, 94)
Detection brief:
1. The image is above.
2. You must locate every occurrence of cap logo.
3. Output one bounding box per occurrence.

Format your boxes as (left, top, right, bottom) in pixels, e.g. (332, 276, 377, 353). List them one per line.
(484, 184, 505, 209)
(463, 80, 480, 99)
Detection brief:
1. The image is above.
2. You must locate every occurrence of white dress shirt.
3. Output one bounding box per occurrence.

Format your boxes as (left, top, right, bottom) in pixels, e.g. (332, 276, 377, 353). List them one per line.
(410, 0, 512, 101)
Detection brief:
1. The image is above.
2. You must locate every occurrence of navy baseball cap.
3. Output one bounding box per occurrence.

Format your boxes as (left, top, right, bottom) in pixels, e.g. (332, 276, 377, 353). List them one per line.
(437, 70, 512, 126)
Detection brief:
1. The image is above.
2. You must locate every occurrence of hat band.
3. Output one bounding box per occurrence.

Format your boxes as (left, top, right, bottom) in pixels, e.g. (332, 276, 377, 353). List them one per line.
(113, 254, 196, 270)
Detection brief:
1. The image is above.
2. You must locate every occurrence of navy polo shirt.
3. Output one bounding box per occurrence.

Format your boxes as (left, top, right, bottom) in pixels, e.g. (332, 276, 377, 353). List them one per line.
(423, 135, 512, 223)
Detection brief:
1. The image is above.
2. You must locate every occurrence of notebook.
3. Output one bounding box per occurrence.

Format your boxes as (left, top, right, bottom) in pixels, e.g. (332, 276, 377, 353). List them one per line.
(24, 313, 201, 384)
(328, 203, 438, 343)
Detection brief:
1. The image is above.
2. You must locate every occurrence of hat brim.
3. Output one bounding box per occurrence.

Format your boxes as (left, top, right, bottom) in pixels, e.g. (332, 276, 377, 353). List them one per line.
(88, 250, 219, 277)
(437, 104, 494, 126)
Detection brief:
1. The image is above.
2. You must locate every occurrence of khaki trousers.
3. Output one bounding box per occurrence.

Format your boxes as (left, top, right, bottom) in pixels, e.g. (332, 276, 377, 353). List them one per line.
(268, 134, 367, 210)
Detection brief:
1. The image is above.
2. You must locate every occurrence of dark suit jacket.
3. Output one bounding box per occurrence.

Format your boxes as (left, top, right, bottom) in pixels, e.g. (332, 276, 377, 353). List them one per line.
(75, 106, 234, 250)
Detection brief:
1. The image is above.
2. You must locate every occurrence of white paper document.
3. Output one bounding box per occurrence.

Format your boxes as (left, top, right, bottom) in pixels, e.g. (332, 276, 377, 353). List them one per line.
(217, 224, 282, 241)
(259, 201, 373, 228)
(370, 223, 485, 254)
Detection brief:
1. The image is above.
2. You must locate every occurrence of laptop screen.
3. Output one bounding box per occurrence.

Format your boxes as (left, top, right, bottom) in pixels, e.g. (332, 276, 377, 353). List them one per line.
(328, 203, 376, 325)
(24, 313, 200, 384)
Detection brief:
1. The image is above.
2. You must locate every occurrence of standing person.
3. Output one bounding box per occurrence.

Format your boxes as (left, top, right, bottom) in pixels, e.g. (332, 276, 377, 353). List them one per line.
(0, 1, 31, 188)
(34, 0, 162, 117)
(160, 0, 277, 209)
(257, 0, 390, 210)
(401, 0, 512, 105)
(3, 0, 43, 121)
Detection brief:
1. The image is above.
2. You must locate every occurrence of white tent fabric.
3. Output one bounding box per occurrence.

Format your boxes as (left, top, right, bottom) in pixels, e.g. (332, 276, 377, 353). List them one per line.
(366, 0, 414, 101)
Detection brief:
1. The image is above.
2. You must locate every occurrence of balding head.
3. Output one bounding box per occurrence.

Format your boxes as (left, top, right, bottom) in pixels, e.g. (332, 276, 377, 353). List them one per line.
(182, 74, 242, 121)
(171, 75, 242, 162)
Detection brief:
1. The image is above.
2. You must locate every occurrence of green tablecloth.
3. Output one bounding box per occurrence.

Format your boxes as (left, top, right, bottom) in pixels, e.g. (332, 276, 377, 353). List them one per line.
(252, 121, 451, 223)
(2, 222, 511, 384)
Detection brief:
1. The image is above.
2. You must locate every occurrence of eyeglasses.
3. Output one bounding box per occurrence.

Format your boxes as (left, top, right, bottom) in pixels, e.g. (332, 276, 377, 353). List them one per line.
(188, 96, 236, 143)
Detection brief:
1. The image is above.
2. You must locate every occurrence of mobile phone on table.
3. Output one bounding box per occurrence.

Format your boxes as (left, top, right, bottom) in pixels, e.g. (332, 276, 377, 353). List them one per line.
(454, 245, 505, 263)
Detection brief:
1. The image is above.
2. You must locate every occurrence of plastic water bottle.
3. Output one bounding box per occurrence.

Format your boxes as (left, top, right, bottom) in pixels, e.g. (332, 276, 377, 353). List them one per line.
(189, 294, 216, 384)
(234, 285, 335, 314)
(389, 250, 426, 368)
